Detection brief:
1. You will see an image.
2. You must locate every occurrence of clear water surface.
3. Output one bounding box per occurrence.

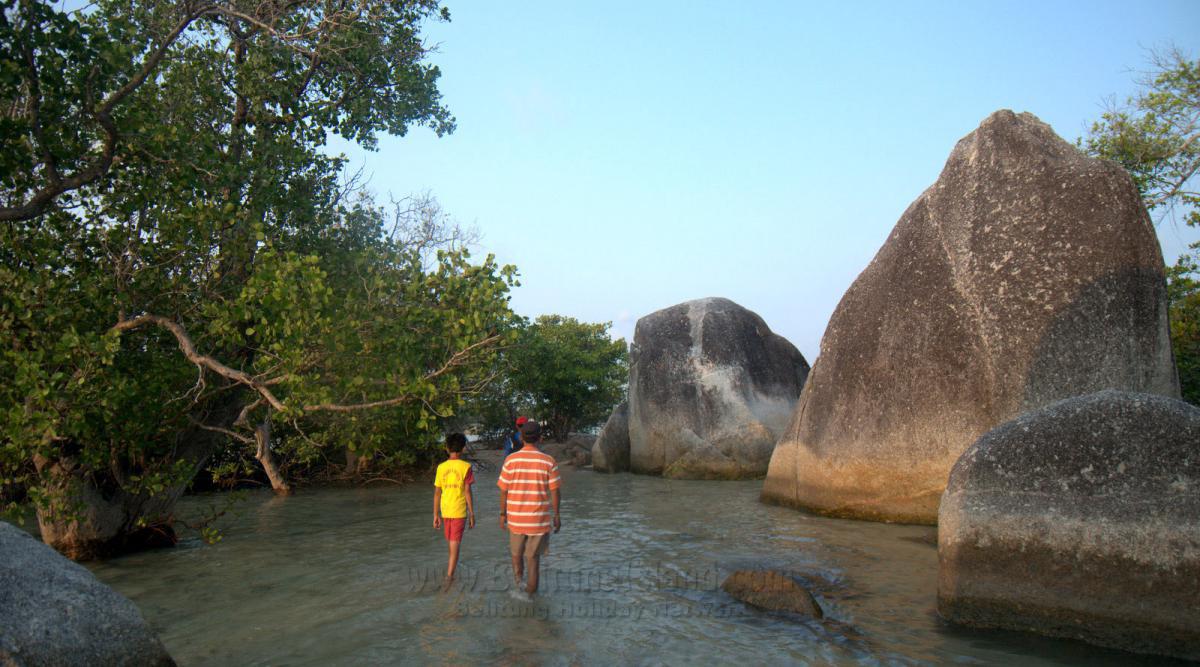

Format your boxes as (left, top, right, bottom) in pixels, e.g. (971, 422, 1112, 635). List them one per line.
(85, 464, 1170, 666)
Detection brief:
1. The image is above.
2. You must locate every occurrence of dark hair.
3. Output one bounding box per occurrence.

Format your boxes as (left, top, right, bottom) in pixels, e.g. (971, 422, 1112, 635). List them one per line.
(446, 433, 467, 453)
(519, 420, 541, 443)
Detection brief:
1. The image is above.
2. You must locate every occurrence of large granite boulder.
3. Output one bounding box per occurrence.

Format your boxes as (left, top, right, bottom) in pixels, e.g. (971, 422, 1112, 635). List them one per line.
(592, 401, 630, 473)
(628, 298, 809, 479)
(938, 390, 1200, 660)
(763, 110, 1179, 523)
(0, 522, 175, 666)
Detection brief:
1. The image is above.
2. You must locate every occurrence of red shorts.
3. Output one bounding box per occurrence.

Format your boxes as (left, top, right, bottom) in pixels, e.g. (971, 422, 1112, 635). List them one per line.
(442, 518, 466, 542)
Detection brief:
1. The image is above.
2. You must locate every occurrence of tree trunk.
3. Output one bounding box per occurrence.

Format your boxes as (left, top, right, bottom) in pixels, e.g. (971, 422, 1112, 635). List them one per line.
(32, 392, 244, 559)
(344, 447, 369, 477)
(549, 415, 573, 442)
(254, 417, 291, 495)
(33, 455, 180, 561)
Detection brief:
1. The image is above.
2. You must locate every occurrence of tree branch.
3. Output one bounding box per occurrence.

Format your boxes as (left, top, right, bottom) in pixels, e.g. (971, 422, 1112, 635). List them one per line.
(0, 3, 216, 222)
(112, 314, 503, 416)
(111, 314, 288, 412)
(189, 417, 254, 444)
(300, 334, 502, 413)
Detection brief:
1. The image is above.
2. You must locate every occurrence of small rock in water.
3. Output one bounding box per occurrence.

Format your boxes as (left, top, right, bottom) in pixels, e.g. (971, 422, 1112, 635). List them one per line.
(722, 570, 823, 618)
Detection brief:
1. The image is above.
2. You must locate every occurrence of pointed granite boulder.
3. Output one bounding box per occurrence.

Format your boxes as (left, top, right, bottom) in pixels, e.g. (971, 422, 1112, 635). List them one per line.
(762, 110, 1178, 523)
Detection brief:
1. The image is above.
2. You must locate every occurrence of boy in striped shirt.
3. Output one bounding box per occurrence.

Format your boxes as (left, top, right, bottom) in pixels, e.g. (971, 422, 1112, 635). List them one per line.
(497, 420, 561, 600)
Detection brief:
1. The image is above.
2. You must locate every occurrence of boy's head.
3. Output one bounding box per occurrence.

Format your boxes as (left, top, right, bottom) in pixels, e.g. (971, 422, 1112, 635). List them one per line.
(519, 420, 541, 444)
(445, 432, 467, 453)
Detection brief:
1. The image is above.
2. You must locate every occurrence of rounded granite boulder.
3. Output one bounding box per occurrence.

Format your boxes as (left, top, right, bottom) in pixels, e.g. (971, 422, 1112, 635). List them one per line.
(938, 390, 1200, 660)
(0, 522, 175, 666)
(628, 297, 809, 480)
(763, 110, 1179, 523)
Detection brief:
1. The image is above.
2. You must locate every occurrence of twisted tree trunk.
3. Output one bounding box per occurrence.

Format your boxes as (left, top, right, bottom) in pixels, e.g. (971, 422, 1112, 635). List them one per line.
(33, 455, 178, 560)
(254, 416, 291, 495)
(33, 394, 242, 560)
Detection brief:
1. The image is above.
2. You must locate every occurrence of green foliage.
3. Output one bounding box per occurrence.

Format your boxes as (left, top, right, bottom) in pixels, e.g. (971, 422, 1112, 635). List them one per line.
(0, 1, 517, 539)
(253, 207, 520, 475)
(458, 372, 536, 444)
(507, 315, 628, 441)
(1082, 47, 1200, 405)
(1082, 48, 1199, 226)
(1167, 256, 1200, 405)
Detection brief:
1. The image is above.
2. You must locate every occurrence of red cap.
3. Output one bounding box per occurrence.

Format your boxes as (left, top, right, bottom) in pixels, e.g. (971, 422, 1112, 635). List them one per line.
(516, 416, 528, 426)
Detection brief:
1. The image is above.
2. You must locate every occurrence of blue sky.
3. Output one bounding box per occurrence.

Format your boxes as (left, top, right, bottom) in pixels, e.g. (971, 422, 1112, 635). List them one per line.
(330, 1, 1200, 360)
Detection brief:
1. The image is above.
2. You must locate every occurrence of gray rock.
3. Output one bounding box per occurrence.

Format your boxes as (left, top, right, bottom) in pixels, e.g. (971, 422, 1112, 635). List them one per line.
(591, 401, 630, 473)
(722, 570, 823, 618)
(938, 390, 1200, 660)
(628, 298, 809, 479)
(763, 110, 1179, 523)
(540, 436, 593, 467)
(0, 522, 174, 666)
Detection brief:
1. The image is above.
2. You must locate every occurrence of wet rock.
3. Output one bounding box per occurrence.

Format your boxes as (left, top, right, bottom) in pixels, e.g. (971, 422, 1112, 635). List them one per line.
(722, 570, 823, 618)
(592, 401, 631, 473)
(938, 390, 1200, 660)
(0, 522, 175, 666)
(629, 297, 809, 480)
(540, 437, 593, 467)
(763, 110, 1178, 524)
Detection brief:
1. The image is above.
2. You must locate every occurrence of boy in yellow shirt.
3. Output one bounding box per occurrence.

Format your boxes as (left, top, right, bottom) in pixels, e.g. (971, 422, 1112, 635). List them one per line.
(433, 433, 475, 585)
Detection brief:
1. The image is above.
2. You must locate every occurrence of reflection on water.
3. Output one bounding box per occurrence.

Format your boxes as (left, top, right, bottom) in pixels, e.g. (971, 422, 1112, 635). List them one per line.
(87, 467, 1162, 666)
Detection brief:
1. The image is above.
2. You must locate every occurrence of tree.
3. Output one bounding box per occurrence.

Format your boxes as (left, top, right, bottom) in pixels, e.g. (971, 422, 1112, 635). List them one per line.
(454, 370, 529, 443)
(0, 1, 517, 559)
(1166, 257, 1200, 404)
(1083, 47, 1200, 405)
(507, 315, 628, 442)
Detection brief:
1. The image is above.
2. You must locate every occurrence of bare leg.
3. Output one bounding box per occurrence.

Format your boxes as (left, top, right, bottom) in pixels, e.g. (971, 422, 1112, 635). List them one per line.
(525, 553, 540, 595)
(446, 540, 461, 584)
(511, 549, 524, 587)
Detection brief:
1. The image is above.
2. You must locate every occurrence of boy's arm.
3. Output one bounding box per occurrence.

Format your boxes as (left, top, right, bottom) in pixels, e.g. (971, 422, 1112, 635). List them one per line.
(551, 487, 561, 533)
(466, 485, 475, 529)
(432, 488, 442, 528)
(550, 462, 562, 532)
(497, 460, 509, 528)
(465, 466, 476, 529)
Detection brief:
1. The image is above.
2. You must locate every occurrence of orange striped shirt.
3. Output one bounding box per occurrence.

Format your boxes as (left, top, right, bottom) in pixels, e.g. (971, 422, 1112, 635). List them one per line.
(497, 446, 562, 535)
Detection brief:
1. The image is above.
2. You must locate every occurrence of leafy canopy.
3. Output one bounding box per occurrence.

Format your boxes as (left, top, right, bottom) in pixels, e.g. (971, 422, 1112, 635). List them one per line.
(507, 315, 628, 441)
(0, 1, 517, 540)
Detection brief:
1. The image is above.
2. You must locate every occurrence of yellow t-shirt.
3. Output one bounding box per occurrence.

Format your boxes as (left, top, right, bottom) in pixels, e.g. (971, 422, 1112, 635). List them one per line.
(434, 459, 474, 519)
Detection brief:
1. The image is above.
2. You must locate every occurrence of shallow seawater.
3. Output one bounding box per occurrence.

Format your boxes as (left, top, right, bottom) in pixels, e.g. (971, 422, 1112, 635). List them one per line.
(86, 465, 1165, 666)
